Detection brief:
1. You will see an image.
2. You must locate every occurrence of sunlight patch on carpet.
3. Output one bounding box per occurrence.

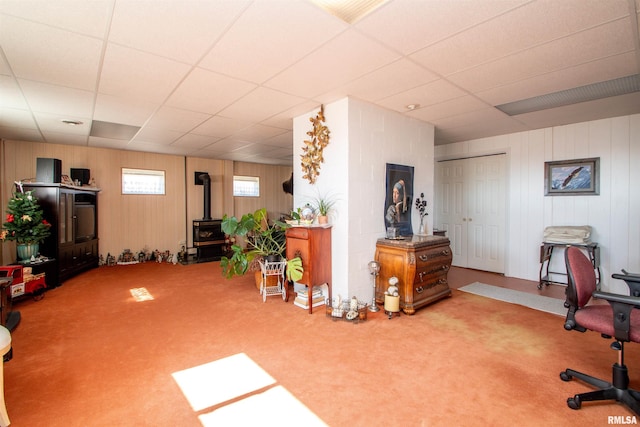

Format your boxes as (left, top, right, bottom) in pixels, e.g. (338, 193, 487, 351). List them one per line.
(199, 385, 327, 426)
(172, 353, 275, 411)
(130, 287, 154, 302)
(458, 282, 566, 316)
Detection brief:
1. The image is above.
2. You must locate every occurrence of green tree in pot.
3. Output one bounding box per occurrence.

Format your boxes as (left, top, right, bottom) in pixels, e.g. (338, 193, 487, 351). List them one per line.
(220, 208, 303, 282)
(1, 186, 52, 261)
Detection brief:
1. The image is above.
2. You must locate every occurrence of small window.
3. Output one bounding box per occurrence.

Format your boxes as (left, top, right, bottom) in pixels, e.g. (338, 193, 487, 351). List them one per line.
(122, 168, 165, 195)
(233, 176, 259, 197)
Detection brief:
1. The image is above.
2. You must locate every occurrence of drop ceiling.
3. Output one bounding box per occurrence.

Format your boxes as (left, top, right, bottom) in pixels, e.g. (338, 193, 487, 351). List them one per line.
(1, 0, 639, 166)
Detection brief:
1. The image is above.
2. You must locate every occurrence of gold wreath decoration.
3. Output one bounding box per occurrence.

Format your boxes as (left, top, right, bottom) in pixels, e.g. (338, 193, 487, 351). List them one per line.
(301, 105, 330, 184)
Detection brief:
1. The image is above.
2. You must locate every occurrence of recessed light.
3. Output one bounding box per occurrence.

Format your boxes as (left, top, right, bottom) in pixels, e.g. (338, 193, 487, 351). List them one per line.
(61, 119, 83, 126)
(406, 104, 420, 111)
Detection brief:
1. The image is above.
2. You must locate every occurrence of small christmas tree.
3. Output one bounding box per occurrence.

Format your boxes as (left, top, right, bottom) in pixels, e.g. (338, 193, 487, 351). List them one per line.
(1, 186, 51, 244)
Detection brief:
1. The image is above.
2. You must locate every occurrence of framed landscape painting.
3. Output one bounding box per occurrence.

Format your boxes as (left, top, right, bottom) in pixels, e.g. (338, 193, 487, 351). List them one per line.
(544, 157, 600, 196)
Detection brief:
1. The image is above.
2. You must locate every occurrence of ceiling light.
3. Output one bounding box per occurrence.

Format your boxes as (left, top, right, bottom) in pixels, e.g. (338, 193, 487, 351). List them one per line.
(496, 74, 640, 116)
(90, 120, 141, 140)
(311, 0, 389, 24)
(406, 104, 420, 111)
(61, 119, 83, 126)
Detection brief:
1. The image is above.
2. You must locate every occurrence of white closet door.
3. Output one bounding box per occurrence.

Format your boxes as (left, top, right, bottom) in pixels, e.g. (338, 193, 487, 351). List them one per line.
(435, 155, 506, 273)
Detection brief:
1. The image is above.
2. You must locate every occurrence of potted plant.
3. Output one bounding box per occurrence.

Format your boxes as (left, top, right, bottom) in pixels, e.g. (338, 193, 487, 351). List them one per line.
(1, 186, 52, 261)
(312, 193, 336, 224)
(220, 208, 303, 283)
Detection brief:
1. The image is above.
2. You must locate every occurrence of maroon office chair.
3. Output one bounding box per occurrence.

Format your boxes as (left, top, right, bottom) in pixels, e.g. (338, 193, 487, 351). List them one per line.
(561, 246, 640, 415)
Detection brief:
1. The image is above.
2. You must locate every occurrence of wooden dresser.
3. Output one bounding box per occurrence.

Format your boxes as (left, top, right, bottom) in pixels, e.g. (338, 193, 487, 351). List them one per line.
(285, 226, 332, 314)
(375, 235, 452, 315)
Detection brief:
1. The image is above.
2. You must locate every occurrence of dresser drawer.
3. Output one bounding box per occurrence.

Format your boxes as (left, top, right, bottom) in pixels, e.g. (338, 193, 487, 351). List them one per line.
(412, 273, 449, 301)
(415, 246, 451, 268)
(286, 227, 309, 240)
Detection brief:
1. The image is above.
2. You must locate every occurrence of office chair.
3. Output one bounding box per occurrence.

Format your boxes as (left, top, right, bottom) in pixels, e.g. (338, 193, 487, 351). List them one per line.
(560, 246, 640, 415)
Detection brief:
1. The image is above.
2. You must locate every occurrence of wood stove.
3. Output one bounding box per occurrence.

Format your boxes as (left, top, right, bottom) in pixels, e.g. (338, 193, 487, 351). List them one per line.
(193, 219, 225, 262)
(192, 172, 225, 262)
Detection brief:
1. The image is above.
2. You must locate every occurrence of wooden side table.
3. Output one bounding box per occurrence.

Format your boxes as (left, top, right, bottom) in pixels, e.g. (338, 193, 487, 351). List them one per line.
(285, 226, 332, 314)
(375, 235, 452, 315)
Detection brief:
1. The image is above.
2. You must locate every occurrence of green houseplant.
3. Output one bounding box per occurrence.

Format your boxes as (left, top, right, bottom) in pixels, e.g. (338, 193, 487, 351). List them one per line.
(312, 193, 337, 224)
(220, 208, 303, 282)
(1, 187, 52, 260)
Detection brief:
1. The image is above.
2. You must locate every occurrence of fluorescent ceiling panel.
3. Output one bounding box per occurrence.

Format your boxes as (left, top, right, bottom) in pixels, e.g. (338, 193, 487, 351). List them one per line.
(311, 0, 389, 24)
(496, 74, 640, 116)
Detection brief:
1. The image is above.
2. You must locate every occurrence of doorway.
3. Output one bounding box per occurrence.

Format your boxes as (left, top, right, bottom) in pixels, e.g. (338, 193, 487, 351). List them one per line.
(434, 154, 506, 273)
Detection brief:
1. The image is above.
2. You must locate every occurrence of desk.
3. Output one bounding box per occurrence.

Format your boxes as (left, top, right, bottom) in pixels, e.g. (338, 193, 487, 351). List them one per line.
(539, 242, 600, 289)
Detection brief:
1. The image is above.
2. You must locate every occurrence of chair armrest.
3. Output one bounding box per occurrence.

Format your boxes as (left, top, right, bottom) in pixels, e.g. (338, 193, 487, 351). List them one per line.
(612, 273, 640, 297)
(593, 290, 640, 342)
(593, 290, 640, 306)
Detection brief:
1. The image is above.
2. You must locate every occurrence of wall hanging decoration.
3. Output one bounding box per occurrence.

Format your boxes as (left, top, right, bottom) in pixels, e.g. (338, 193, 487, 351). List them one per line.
(384, 163, 414, 237)
(301, 105, 330, 184)
(544, 157, 600, 196)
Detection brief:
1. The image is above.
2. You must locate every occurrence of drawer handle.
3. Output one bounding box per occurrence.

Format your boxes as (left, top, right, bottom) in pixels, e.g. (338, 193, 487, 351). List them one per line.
(418, 272, 425, 282)
(418, 249, 450, 262)
(416, 286, 424, 294)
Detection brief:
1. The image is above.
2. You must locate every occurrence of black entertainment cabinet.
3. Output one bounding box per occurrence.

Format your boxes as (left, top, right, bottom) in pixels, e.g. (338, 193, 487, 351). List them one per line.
(22, 183, 99, 285)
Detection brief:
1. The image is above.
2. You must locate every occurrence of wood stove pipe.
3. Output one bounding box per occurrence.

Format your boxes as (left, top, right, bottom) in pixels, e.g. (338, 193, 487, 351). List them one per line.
(199, 173, 212, 220)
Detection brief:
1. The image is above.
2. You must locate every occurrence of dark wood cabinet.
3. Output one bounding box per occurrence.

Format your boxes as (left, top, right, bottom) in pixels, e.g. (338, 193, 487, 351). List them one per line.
(23, 184, 99, 285)
(375, 235, 452, 315)
(285, 226, 332, 314)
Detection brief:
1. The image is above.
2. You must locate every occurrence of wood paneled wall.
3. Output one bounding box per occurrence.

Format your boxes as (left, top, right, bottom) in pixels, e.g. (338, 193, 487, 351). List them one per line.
(0, 140, 292, 264)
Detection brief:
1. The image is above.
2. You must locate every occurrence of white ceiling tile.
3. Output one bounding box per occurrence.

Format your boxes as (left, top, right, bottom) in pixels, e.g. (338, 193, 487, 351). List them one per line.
(355, 0, 528, 54)
(218, 87, 306, 123)
(477, 52, 640, 106)
(206, 137, 252, 152)
(377, 79, 468, 113)
(171, 134, 219, 150)
(0, 107, 37, 129)
(99, 44, 191, 103)
(145, 106, 211, 132)
(20, 80, 94, 117)
(260, 101, 321, 129)
(410, 0, 631, 77)
(0, 15, 103, 90)
(132, 127, 184, 145)
(0, 0, 113, 38)
(109, 0, 251, 64)
(200, 0, 346, 83)
(41, 131, 89, 146)
(321, 58, 439, 103)
(448, 17, 636, 93)
(231, 124, 290, 142)
(93, 93, 158, 126)
(406, 96, 489, 123)
(192, 116, 252, 138)
(33, 111, 90, 135)
(166, 68, 256, 114)
(0, 126, 44, 142)
(0, 75, 28, 109)
(265, 29, 400, 98)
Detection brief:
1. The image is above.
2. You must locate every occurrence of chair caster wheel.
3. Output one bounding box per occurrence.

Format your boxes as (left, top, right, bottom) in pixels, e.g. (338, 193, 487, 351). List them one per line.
(567, 396, 581, 410)
(560, 371, 572, 382)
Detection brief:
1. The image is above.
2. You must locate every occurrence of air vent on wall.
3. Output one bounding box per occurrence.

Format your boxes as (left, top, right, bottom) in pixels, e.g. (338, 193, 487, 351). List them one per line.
(495, 74, 640, 116)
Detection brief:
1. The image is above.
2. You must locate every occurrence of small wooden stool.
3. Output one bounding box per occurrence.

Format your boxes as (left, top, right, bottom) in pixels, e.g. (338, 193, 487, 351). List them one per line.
(0, 326, 11, 426)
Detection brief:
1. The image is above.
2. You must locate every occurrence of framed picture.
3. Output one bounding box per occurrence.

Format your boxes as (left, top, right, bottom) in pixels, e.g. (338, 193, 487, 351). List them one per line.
(384, 163, 414, 236)
(544, 157, 599, 196)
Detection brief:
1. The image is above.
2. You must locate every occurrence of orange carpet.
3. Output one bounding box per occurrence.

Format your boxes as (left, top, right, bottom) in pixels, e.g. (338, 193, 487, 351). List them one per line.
(3, 262, 638, 426)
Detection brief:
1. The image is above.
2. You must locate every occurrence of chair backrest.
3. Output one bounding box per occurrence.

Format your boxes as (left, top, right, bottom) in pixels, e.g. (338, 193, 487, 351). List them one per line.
(565, 246, 597, 309)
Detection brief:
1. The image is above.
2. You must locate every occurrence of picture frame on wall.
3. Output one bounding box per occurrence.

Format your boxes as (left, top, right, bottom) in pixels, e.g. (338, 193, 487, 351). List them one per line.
(544, 157, 600, 196)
